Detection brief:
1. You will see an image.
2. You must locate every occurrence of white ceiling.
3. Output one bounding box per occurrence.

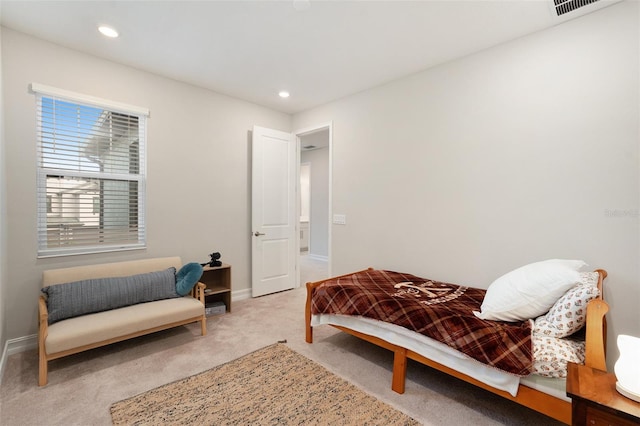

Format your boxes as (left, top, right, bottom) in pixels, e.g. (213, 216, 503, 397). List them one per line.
(301, 128, 330, 150)
(0, 0, 620, 114)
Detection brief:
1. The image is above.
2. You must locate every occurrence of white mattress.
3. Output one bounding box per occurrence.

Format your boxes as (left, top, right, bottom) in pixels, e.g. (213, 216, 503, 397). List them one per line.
(311, 313, 569, 401)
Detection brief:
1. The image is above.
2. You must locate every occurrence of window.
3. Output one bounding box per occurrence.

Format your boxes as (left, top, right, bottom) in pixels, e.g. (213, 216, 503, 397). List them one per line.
(32, 84, 148, 257)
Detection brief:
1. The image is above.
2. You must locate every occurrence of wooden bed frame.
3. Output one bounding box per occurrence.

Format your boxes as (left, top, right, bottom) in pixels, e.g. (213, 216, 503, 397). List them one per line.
(305, 268, 609, 425)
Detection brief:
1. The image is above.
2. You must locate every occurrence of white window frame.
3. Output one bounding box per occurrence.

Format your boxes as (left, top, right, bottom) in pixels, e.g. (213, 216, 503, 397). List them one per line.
(31, 83, 149, 258)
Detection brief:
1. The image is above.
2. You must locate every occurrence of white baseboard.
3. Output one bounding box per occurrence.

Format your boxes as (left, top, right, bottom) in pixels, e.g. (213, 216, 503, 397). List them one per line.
(232, 288, 251, 302)
(0, 334, 37, 384)
(0, 340, 7, 385)
(308, 254, 328, 262)
(7, 334, 37, 355)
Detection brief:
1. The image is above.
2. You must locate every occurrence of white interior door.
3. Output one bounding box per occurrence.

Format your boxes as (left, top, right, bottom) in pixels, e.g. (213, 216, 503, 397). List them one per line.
(251, 125, 297, 297)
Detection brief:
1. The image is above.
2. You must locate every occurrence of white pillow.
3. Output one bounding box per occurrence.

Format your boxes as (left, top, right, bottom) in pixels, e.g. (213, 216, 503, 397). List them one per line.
(473, 259, 586, 322)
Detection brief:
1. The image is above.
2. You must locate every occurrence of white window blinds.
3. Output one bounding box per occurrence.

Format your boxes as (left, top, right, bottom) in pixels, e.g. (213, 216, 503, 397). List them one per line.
(33, 85, 148, 257)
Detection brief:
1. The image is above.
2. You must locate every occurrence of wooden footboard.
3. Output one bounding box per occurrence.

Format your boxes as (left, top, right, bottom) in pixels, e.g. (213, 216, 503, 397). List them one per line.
(305, 267, 374, 344)
(305, 268, 609, 425)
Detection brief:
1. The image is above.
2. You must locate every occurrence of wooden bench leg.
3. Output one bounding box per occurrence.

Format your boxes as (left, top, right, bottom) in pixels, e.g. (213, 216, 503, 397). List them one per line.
(38, 350, 48, 386)
(201, 315, 207, 336)
(392, 347, 407, 394)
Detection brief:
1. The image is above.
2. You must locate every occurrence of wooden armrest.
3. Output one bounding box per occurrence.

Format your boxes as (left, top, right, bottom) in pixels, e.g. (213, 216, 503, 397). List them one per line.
(195, 282, 206, 304)
(38, 295, 49, 353)
(584, 298, 609, 371)
(38, 295, 48, 325)
(190, 282, 207, 305)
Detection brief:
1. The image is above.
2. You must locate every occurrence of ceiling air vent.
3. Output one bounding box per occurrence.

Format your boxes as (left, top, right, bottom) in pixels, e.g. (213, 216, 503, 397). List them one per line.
(554, 0, 601, 16)
(302, 144, 317, 151)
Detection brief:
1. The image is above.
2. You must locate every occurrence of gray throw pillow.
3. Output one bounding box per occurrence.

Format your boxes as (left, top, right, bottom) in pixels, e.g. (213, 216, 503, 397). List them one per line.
(42, 267, 179, 324)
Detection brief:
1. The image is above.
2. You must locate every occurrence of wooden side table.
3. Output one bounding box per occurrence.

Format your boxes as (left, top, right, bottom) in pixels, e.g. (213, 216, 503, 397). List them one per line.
(200, 263, 232, 313)
(566, 362, 640, 425)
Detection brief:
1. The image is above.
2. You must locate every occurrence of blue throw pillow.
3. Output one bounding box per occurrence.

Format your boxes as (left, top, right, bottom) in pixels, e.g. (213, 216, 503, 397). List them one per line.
(176, 263, 204, 296)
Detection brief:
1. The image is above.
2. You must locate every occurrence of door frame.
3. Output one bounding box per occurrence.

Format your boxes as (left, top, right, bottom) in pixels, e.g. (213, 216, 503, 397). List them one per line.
(294, 122, 333, 287)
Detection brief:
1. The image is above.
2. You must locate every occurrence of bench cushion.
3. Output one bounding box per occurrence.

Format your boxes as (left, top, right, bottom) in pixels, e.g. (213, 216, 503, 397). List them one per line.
(45, 297, 203, 354)
(42, 268, 179, 324)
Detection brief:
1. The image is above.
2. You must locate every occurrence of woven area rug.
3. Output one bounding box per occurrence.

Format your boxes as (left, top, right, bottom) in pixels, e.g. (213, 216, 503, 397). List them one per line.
(110, 343, 419, 425)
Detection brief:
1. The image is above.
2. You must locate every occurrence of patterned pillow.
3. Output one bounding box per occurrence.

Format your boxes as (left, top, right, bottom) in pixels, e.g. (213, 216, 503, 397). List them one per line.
(532, 334, 585, 378)
(534, 272, 599, 338)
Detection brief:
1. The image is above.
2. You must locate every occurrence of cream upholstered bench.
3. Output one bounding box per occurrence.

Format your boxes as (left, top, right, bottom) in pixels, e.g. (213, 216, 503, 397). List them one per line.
(38, 257, 206, 386)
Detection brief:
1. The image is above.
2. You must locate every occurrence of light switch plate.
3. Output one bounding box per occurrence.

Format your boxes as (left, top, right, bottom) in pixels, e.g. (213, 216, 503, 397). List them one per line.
(333, 214, 346, 225)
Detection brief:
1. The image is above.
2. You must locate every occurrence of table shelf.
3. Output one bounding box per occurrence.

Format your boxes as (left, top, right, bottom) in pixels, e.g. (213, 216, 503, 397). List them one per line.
(200, 263, 231, 313)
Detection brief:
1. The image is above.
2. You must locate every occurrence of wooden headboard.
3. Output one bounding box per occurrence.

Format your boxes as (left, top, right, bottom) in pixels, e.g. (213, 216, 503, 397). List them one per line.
(584, 269, 609, 371)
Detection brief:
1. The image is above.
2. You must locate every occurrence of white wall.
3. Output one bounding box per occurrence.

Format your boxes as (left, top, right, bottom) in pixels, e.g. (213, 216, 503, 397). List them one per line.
(301, 147, 329, 258)
(0, 24, 7, 374)
(1, 28, 291, 340)
(293, 1, 640, 365)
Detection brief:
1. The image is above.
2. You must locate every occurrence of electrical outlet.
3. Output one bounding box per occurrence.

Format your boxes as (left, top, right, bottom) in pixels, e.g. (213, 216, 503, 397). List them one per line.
(333, 214, 346, 225)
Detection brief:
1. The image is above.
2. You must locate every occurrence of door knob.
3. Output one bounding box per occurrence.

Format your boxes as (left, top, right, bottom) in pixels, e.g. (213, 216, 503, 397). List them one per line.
(254, 231, 266, 237)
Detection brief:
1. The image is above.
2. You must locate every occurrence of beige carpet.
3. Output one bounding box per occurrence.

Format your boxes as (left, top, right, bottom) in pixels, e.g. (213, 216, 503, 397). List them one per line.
(110, 343, 418, 425)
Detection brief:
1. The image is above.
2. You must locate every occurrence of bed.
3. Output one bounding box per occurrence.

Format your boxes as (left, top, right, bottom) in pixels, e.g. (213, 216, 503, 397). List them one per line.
(305, 262, 609, 425)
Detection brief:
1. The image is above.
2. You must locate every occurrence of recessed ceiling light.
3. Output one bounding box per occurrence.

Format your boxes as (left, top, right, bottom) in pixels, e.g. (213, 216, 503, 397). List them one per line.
(98, 26, 119, 38)
(279, 91, 290, 98)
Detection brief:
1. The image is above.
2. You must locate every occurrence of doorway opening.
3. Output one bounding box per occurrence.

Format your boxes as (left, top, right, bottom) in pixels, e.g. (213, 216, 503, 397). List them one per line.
(296, 123, 331, 286)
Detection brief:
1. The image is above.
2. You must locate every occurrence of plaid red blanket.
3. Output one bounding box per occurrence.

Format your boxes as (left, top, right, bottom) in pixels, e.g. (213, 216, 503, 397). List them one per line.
(311, 269, 533, 376)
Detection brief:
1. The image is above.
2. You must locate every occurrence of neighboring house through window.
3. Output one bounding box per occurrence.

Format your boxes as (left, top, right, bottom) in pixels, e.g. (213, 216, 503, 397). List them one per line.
(32, 84, 149, 257)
